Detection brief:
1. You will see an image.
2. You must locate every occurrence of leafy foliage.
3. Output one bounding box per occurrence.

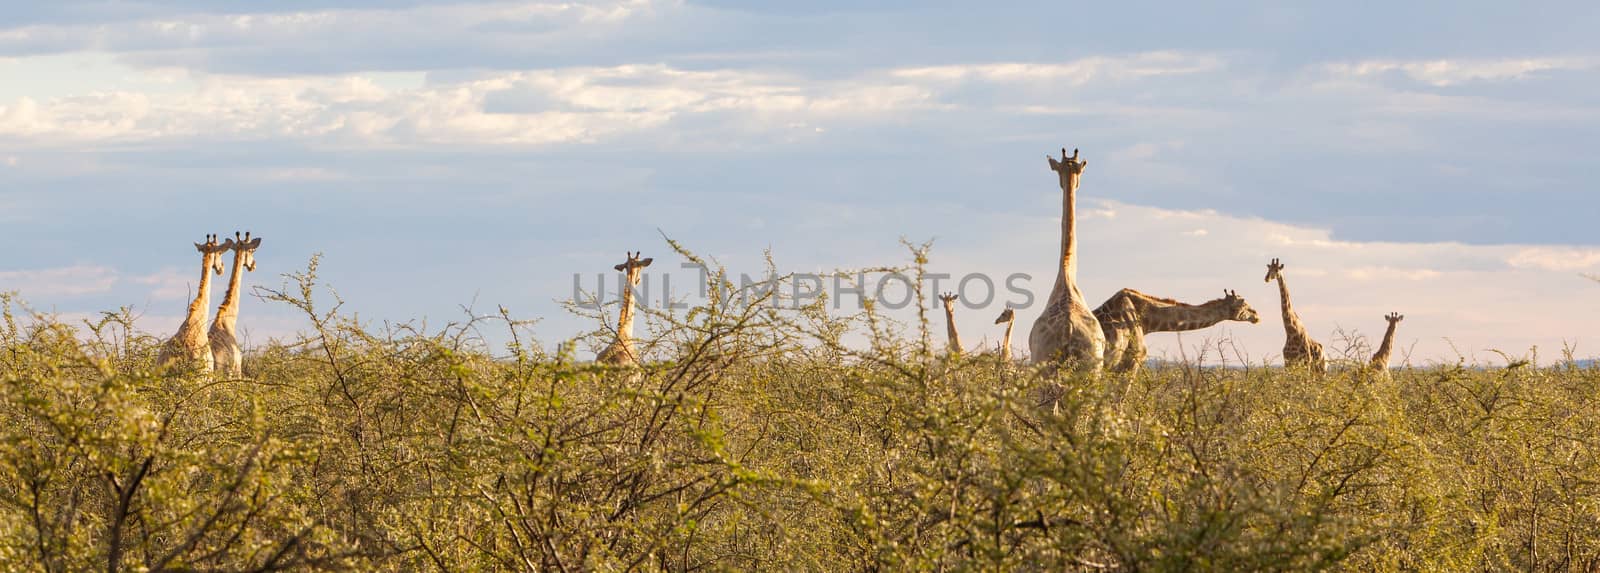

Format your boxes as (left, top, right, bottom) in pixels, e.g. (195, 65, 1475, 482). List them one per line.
(1, 251, 1598, 571)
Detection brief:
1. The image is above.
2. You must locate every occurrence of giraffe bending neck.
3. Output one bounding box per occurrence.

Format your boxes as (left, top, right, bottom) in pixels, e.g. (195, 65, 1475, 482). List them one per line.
(1093, 289, 1259, 374)
(1141, 298, 1245, 333)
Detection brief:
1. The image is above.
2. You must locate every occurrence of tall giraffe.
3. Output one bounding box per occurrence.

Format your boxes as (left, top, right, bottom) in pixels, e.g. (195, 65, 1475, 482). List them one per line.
(1264, 258, 1327, 371)
(1369, 312, 1404, 373)
(209, 231, 262, 378)
(597, 251, 652, 365)
(1028, 148, 1105, 371)
(994, 308, 1016, 362)
(1093, 289, 1261, 375)
(939, 293, 963, 356)
(157, 234, 231, 373)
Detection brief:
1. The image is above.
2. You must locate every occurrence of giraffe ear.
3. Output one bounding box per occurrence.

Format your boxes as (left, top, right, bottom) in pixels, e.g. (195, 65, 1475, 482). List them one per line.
(637, 258, 653, 268)
(1047, 155, 1060, 170)
(613, 263, 628, 272)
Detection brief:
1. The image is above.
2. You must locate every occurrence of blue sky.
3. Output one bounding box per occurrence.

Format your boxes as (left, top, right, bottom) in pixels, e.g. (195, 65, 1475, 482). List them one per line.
(2, 0, 1598, 364)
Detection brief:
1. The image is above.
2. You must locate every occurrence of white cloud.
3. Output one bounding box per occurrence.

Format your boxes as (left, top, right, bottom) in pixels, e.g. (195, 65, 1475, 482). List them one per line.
(892, 52, 1224, 84)
(1322, 57, 1591, 87)
(129, 268, 195, 301)
(0, 61, 944, 147)
(0, 1, 667, 58)
(0, 265, 120, 297)
(1506, 247, 1600, 272)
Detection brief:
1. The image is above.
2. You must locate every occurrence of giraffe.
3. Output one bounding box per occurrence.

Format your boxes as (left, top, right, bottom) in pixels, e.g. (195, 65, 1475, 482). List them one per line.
(1369, 312, 1404, 373)
(157, 234, 231, 373)
(939, 292, 963, 356)
(1264, 258, 1327, 371)
(1093, 288, 1261, 375)
(596, 251, 652, 365)
(209, 231, 262, 378)
(1028, 148, 1106, 372)
(994, 308, 1016, 362)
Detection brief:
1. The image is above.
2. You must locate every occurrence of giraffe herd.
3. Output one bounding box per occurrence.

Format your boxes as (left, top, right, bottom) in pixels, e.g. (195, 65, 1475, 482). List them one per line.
(1012, 146, 1403, 374)
(156, 147, 1400, 377)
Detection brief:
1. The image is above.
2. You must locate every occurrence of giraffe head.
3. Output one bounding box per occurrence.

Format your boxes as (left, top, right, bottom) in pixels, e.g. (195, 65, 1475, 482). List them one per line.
(229, 231, 263, 272)
(195, 234, 231, 275)
(1046, 147, 1087, 191)
(1264, 258, 1286, 283)
(938, 292, 959, 312)
(1385, 312, 1404, 325)
(1214, 289, 1261, 323)
(613, 251, 653, 285)
(993, 307, 1015, 325)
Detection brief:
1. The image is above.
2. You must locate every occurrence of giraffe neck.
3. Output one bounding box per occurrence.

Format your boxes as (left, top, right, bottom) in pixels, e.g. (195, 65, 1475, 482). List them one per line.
(616, 269, 641, 349)
(1371, 321, 1399, 369)
(1139, 300, 1234, 333)
(1274, 275, 1308, 337)
(1049, 172, 1081, 300)
(180, 257, 215, 341)
(213, 249, 246, 333)
(943, 305, 962, 354)
(1000, 320, 1014, 361)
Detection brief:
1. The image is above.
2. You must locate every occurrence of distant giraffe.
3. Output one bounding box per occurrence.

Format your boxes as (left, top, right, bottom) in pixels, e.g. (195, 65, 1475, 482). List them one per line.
(1093, 289, 1261, 375)
(1028, 148, 1105, 372)
(994, 308, 1016, 362)
(157, 234, 231, 373)
(1264, 258, 1326, 371)
(1369, 312, 1404, 373)
(939, 292, 963, 356)
(209, 231, 262, 378)
(597, 251, 653, 365)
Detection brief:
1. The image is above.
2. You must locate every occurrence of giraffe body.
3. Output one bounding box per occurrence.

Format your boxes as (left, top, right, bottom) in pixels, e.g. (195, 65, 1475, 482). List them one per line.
(939, 293, 963, 356)
(157, 235, 231, 373)
(209, 232, 262, 378)
(597, 252, 652, 366)
(1093, 288, 1261, 375)
(1265, 258, 1327, 372)
(994, 308, 1016, 362)
(1028, 148, 1105, 372)
(1369, 312, 1404, 373)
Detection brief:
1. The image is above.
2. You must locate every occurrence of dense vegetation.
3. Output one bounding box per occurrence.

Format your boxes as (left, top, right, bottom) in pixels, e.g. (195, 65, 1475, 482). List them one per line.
(2, 250, 1598, 571)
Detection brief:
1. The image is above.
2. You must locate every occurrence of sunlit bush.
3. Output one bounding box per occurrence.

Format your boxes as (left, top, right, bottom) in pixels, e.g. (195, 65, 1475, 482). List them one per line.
(2, 249, 1598, 571)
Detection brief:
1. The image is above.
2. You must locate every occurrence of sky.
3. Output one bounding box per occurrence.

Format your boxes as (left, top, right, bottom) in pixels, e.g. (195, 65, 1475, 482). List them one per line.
(1, 0, 1598, 365)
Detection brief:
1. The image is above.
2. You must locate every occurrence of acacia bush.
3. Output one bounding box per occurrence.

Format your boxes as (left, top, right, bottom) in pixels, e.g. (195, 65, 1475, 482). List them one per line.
(2, 249, 1598, 571)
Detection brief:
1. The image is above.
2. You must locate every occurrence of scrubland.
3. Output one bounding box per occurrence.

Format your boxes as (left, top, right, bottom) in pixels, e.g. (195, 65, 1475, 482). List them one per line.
(2, 251, 1597, 571)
